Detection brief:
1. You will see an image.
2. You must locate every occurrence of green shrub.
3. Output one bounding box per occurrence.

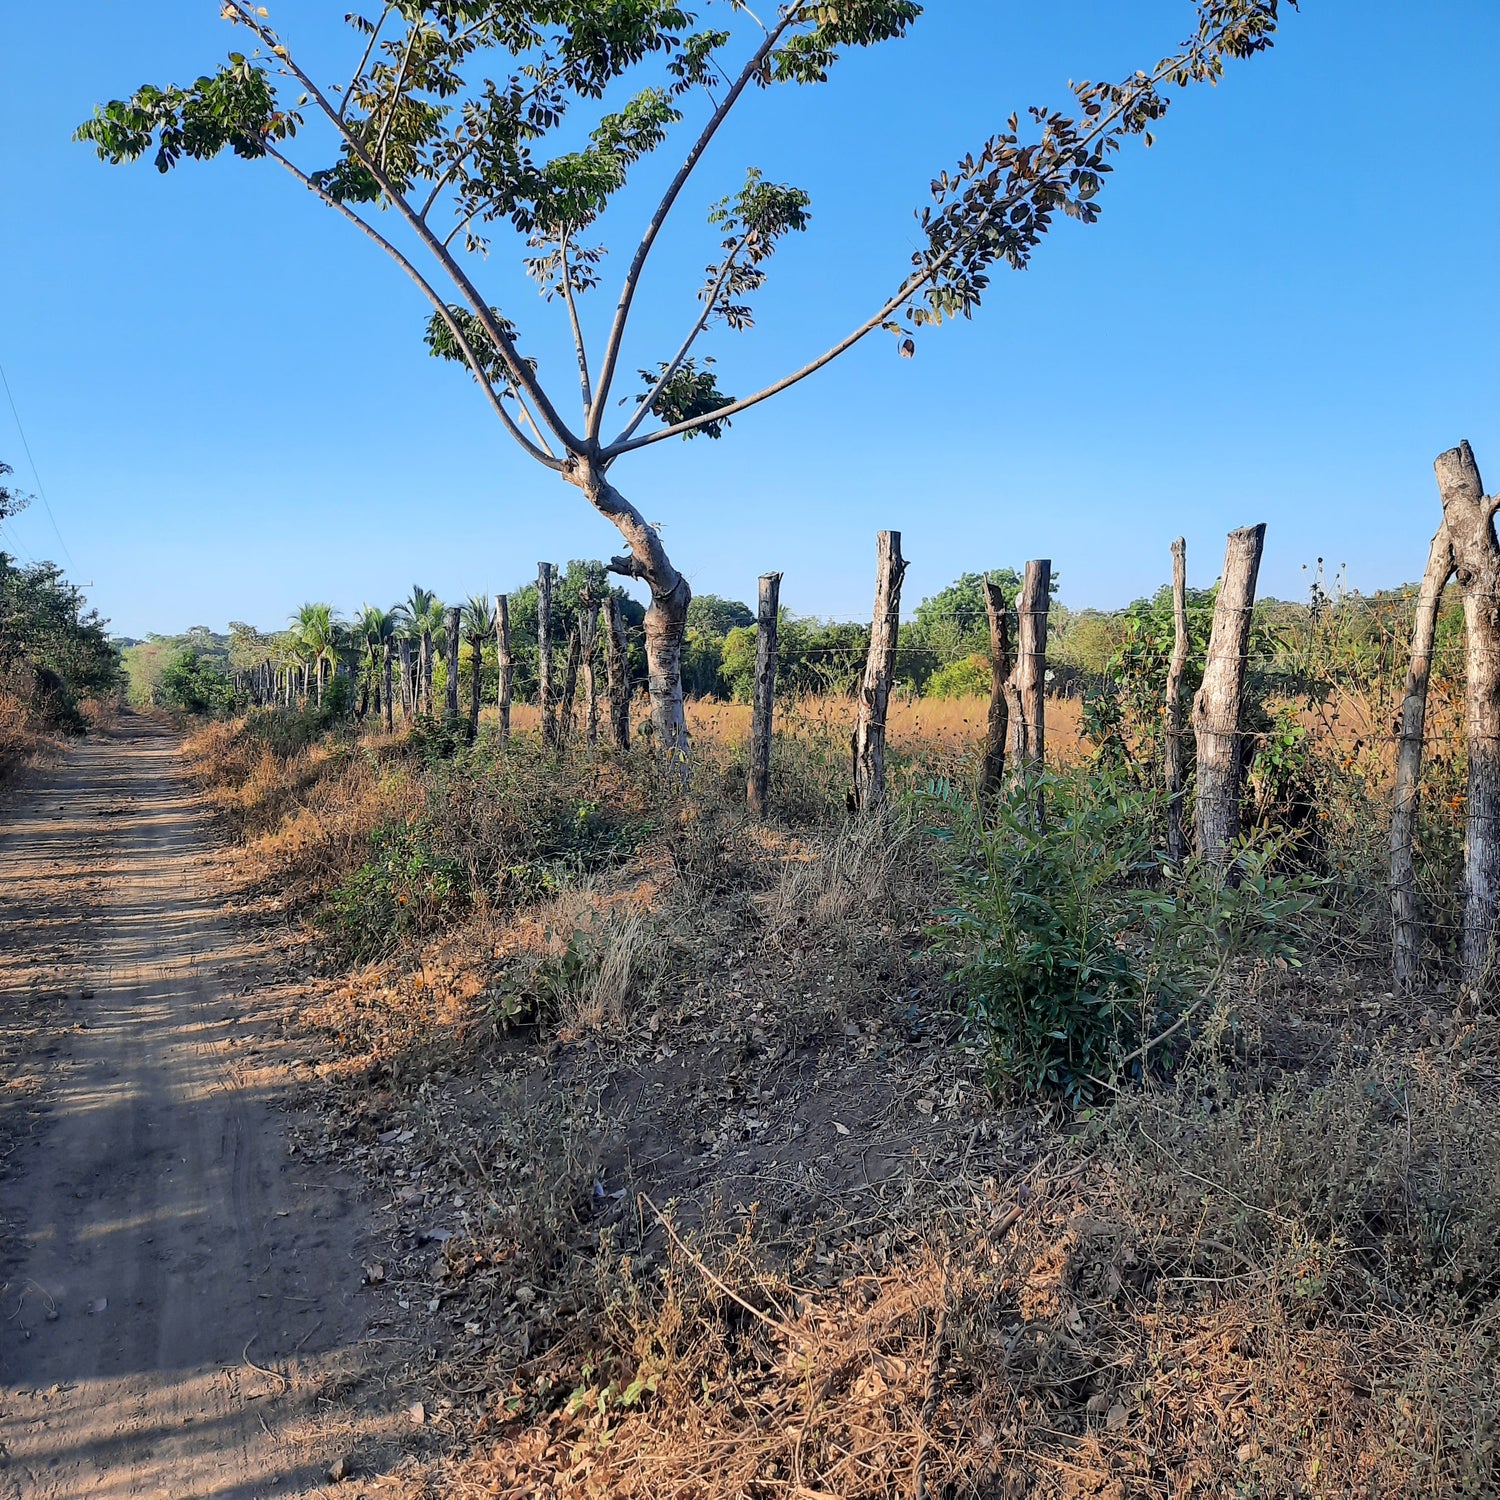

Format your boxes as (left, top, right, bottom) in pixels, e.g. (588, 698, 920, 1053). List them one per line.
(924, 654, 990, 699)
(926, 769, 1320, 1103)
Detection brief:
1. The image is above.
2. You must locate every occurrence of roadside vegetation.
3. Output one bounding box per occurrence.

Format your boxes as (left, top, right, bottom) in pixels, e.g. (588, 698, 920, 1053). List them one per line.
(171, 553, 1499, 1499)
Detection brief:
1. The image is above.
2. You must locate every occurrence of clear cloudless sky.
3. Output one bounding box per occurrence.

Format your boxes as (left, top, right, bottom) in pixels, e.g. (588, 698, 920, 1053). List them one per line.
(1, 1, 1497, 639)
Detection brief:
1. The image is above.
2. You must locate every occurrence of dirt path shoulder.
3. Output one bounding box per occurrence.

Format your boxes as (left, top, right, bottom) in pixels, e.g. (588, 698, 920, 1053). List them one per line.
(0, 718, 400, 1500)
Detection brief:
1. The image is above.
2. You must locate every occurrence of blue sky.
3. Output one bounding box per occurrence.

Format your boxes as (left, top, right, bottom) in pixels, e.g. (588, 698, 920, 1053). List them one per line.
(1, 1, 1497, 639)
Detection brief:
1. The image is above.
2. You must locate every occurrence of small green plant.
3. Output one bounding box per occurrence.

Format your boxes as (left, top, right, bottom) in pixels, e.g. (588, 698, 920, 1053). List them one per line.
(926, 769, 1320, 1103)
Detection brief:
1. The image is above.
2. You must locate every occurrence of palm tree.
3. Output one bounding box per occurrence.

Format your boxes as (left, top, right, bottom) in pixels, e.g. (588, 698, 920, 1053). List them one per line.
(290, 602, 342, 707)
(462, 593, 495, 737)
(353, 605, 397, 724)
(397, 586, 442, 716)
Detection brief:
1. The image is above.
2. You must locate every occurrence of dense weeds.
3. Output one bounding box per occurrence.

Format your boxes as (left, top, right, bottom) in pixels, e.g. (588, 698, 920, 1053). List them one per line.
(182, 692, 1497, 1498)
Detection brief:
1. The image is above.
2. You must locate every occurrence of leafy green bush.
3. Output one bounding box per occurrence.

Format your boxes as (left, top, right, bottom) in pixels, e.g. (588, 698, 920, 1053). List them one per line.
(926, 769, 1320, 1103)
(157, 649, 235, 716)
(924, 653, 989, 699)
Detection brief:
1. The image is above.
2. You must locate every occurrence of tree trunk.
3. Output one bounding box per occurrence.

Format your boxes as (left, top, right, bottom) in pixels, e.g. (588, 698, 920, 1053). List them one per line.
(567, 459, 690, 761)
(398, 637, 414, 720)
(747, 572, 783, 818)
(495, 594, 513, 746)
(605, 594, 630, 752)
(1435, 442, 1500, 989)
(980, 574, 1012, 800)
(467, 633, 482, 738)
(1391, 522, 1455, 992)
(538, 562, 557, 747)
(1165, 537, 1191, 867)
(579, 596, 600, 749)
(1008, 560, 1051, 815)
(444, 607, 461, 721)
(559, 624, 582, 742)
(851, 531, 908, 814)
(1192, 524, 1266, 874)
(421, 629, 434, 716)
(383, 642, 394, 733)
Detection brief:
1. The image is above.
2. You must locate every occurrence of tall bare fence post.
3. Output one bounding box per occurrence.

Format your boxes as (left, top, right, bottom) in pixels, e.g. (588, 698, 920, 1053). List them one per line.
(852, 531, 909, 814)
(1008, 559, 1052, 824)
(538, 562, 557, 746)
(495, 593, 513, 746)
(1435, 441, 1500, 989)
(747, 572, 783, 819)
(580, 595, 600, 749)
(443, 606, 462, 721)
(382, 642, 394, 733)
(980, 575, 1012, 799)
(1164, 537, 1190, 866)
(605, 596, 630, 752)
(1192, 523, 1266, 874)
(559, 625, 582, 741)
(1391, 522, 1455, 991)
(397, 637, 413, 720)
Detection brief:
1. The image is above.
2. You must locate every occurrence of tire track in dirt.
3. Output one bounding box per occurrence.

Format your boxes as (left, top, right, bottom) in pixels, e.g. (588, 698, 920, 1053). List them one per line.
(0, 718, 392, 1499)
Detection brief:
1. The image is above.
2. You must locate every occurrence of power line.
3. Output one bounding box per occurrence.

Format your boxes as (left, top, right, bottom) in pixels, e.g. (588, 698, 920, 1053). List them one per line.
(0, 359, 77, 572)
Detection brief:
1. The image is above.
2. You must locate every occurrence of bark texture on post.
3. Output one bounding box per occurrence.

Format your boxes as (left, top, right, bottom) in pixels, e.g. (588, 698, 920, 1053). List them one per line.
(495, 594, 513, 746)
(1009, 560, 1051, 791)
(980, 575, 1012, 799)
(382, 642, 394, 734)
(1164, 537, 1190, 867)
(1192, 524, 1266, 874)
(605, 595, 630, 752)
(1435, 442, 1500, 988)
(538, 563, 556, 746)
(397, 637, 414, 720)
(1391, 522, 1455, 991)
(443, 607, 461, 721)
(421, 628, 435, 716)
(559, 625, 582, 742)
(851, 532, 909, 814)
(579, 597, 600, 749)
(747, 572, 783, 819)
(467, 631, 483, 738)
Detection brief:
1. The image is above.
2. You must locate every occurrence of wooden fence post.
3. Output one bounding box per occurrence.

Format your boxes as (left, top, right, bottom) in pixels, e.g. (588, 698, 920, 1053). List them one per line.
(559, 624, 582, 742)
(1435, 442, 1500, 989)
(579, 595, 600, 749)
(1165, 538, 1190, 866)
(397, 636, 414, 720)
(1192, 524, 1266, 874)
(605, 595, 630, 751)
(747, 571, 783, 818)
(980, 574, 1012, 799)
(1391, 522, 1455, 991)
(1009, 559, 1052, 825)
(495, 593, 513, 746)
(852, 532, 909, 813)
(443, 607, 461, 721)
(382, 642, 394, 733)
(538, 562, 557, 746)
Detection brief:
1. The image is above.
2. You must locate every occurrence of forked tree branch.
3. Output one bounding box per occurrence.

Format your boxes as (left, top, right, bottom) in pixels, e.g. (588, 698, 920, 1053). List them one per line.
(587, 6, 800, 440)
(262, 143, 562, 469)
(560, 237, 594, 415)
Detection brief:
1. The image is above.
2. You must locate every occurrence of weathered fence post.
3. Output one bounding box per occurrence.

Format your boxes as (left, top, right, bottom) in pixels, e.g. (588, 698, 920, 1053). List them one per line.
(467, 625, 483, 740)
(559, 624, 582, 742)
(1391, 521, 1455, 991)
(397, 636, 414, 720)
(538, 562, 557, 746)
(1436, 442, 1500, 990)
(579, 595, 600, 749)
(1009, 559, 1052, 825)
(382, 641, 395, 733)
(605, 595, 630, 751)
(747, 572, 783, 818)
(980, 574, 1012, 799)
(443, 606, 461, 721)
(852, 532, 908, 813)
(1192, 524, 1266, 874)
(495, 593, 513, 746)
(1165, 537, 1190, 866)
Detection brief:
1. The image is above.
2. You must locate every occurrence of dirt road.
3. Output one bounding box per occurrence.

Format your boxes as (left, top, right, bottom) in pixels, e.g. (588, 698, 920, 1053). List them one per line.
(0, 720, 383, 1499)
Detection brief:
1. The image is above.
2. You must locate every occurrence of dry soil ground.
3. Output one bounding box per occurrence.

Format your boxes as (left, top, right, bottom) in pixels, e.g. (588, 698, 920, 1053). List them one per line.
(0, 719, 406, 1499)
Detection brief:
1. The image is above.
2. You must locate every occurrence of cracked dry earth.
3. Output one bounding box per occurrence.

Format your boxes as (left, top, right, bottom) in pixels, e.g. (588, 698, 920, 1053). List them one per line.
(0, 719, 402, 1499)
